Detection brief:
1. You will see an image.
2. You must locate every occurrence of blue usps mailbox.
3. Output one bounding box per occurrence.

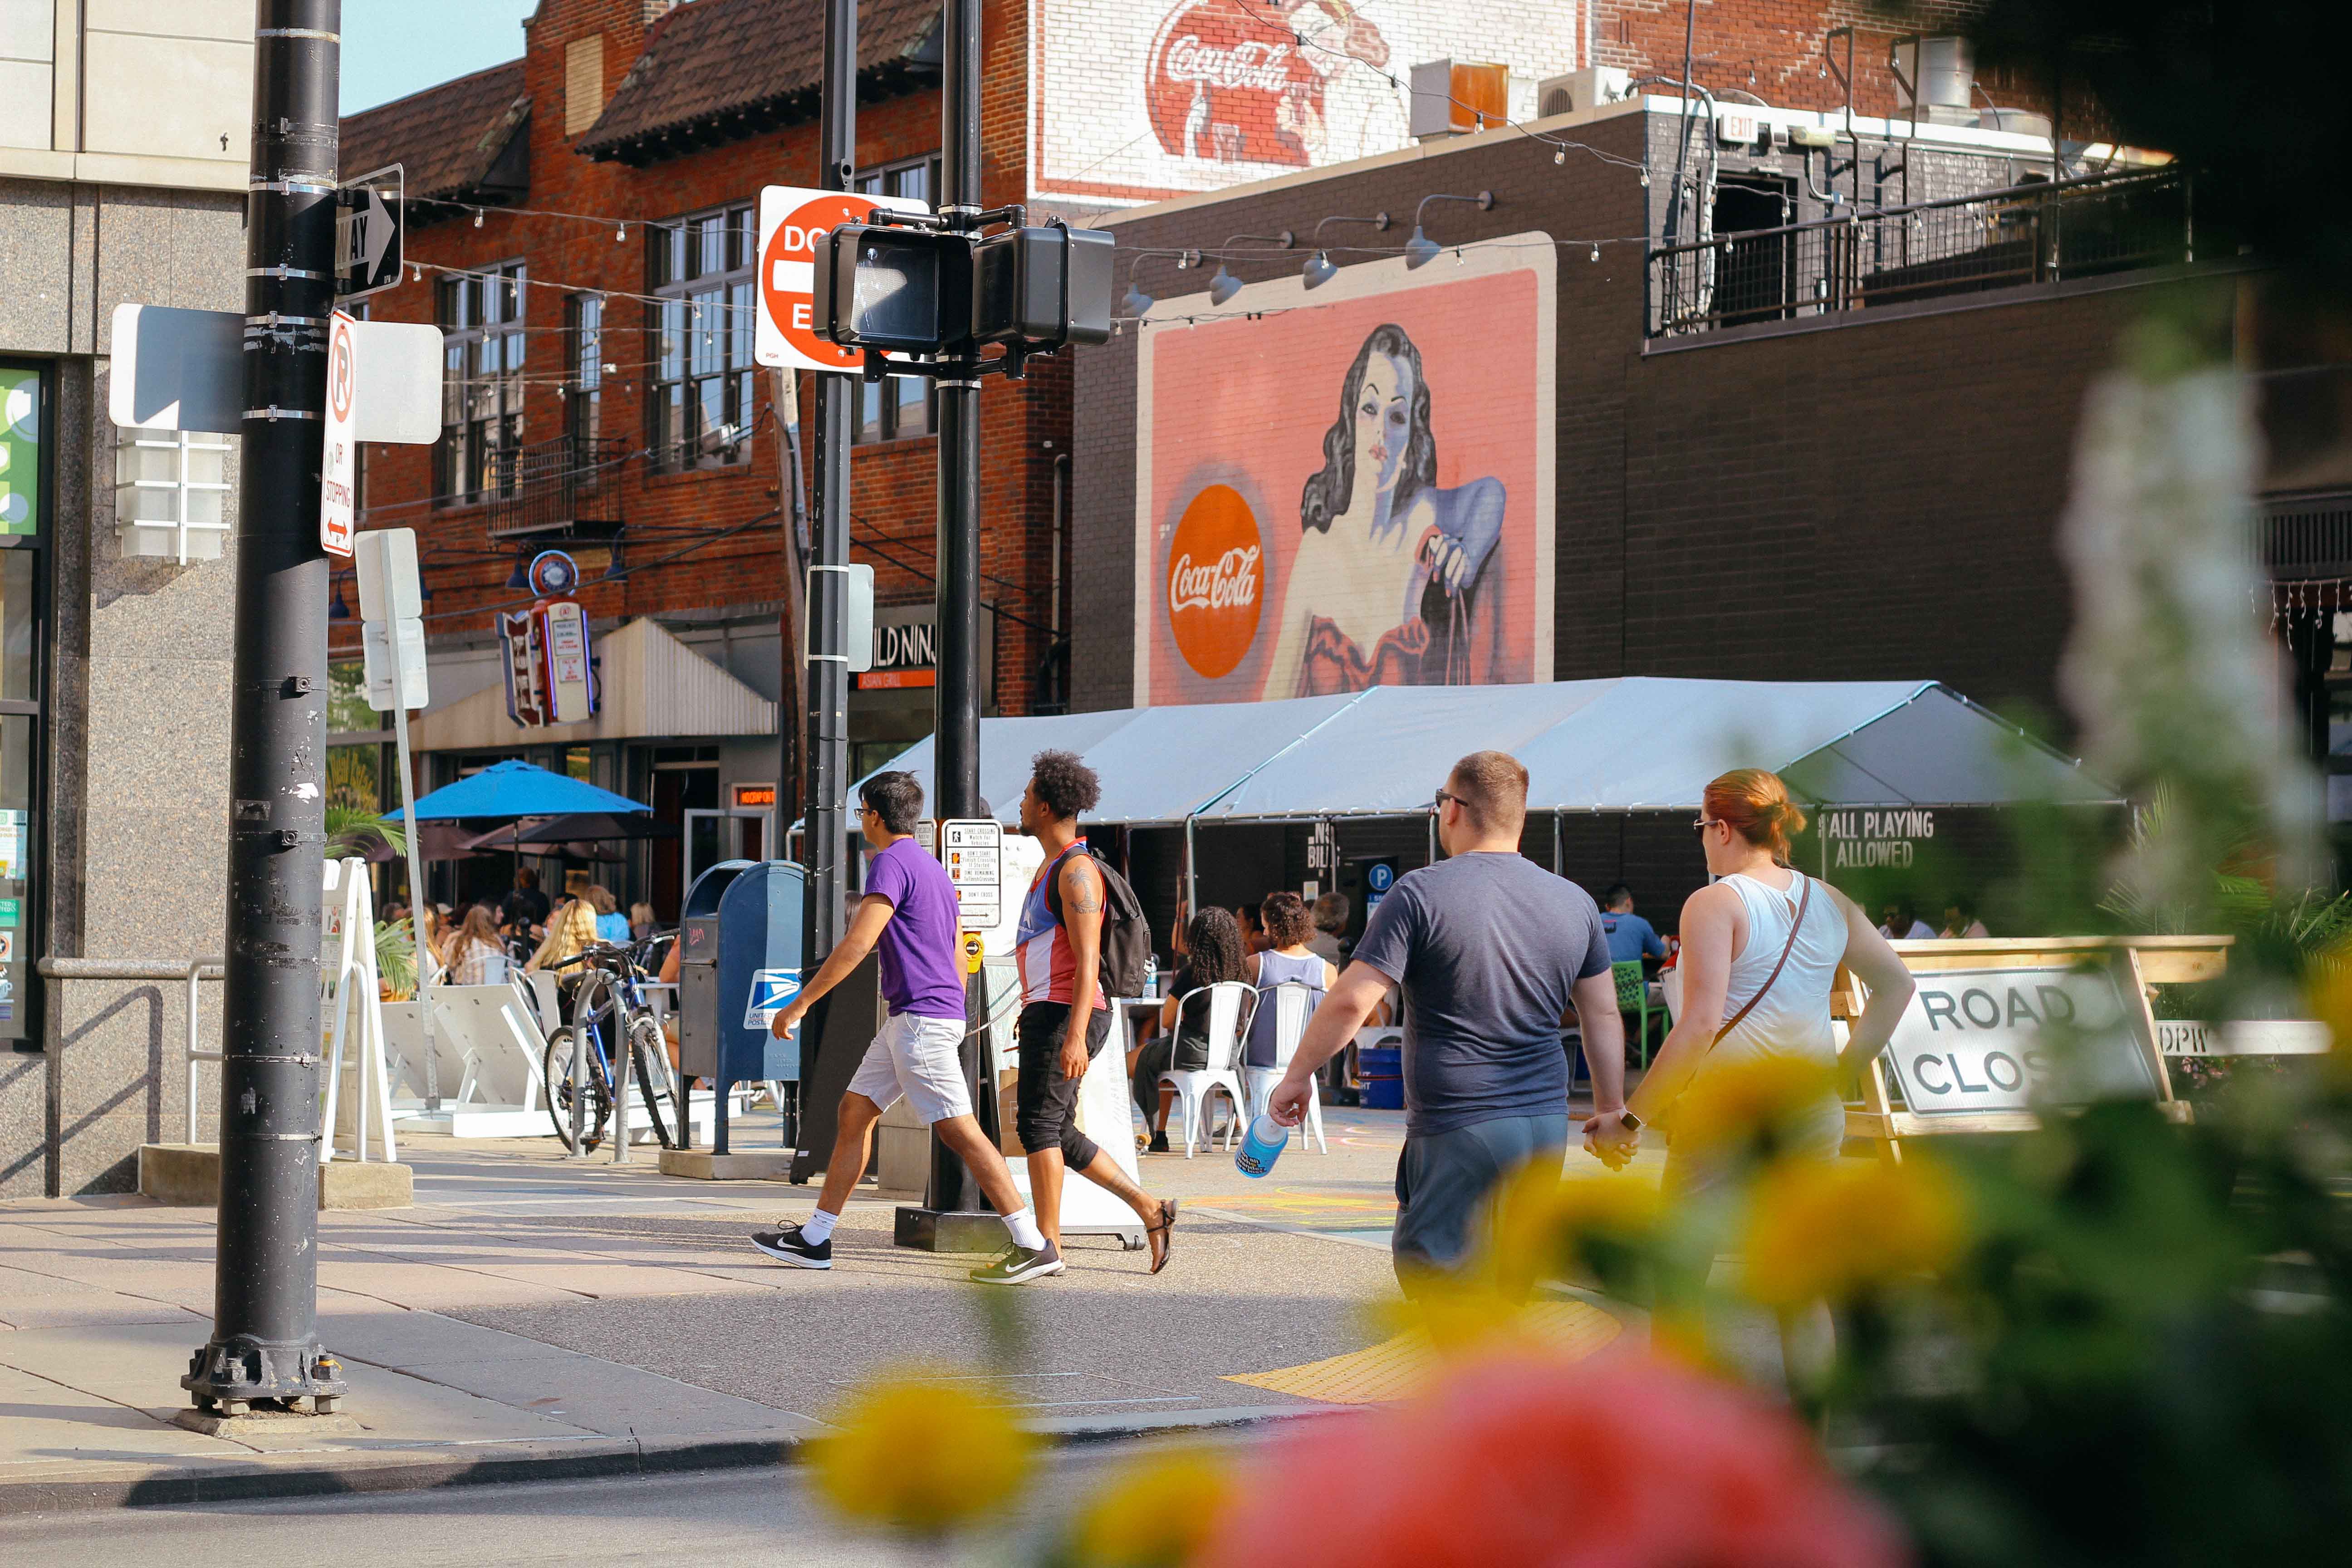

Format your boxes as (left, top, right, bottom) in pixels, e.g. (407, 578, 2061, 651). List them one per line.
(677, 858, 805, 1154)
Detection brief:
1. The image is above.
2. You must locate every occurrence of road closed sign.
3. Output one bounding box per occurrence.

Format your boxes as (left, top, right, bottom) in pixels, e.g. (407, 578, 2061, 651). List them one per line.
(1881, 963, 2165, 1115)
(754, 185, 928, 373)
(319, 312, 359, 556)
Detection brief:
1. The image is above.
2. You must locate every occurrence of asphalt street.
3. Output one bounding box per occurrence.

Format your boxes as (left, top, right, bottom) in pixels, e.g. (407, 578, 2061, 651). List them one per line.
(0, 1438, 1237, 1566)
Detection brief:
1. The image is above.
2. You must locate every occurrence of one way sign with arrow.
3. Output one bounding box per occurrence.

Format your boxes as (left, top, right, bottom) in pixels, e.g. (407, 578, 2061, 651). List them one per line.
(337, 163, 405, 300)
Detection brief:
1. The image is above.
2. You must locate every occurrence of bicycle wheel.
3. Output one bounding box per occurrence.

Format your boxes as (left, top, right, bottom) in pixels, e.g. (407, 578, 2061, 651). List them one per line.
(628, 1016, 680, 1150)
(544, 1026, 610, 1151)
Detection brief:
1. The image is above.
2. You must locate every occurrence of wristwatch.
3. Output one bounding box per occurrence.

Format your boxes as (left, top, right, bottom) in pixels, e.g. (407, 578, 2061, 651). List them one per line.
(1617, 1110, 1644, 1133)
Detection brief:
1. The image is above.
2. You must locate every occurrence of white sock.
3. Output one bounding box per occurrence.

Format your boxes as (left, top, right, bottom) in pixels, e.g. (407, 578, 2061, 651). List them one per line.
(801, 1208, 838, 1245)
(1003, 1207, 1046, 1251)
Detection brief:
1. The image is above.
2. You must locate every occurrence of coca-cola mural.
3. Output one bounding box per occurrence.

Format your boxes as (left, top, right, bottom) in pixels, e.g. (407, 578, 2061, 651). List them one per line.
(1030, 1, 1576, 206)
(1135, 236, 1555, 705)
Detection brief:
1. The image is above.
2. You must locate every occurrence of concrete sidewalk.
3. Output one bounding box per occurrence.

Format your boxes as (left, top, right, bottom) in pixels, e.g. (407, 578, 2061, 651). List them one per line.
(0, 1105, 1661, 1512)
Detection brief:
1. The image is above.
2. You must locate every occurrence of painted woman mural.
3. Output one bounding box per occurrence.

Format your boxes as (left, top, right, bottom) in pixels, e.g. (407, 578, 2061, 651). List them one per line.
(1258, 323, 1505, 697)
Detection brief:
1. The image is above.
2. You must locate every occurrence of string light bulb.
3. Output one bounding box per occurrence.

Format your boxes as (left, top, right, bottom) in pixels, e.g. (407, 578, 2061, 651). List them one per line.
(1554, 148, 1566, 165)
(615, 223, 627, 242)
(473, 209, 484, 228)
(1590, 243, 1601, 262)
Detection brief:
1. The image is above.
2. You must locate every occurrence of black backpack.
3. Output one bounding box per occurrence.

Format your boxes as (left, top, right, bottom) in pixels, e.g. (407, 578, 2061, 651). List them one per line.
(1044, 844, 1151, 1000)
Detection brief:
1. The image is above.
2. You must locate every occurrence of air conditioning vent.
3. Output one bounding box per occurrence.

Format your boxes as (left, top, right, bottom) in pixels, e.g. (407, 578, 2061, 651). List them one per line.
(1536, 67, 1631, 119)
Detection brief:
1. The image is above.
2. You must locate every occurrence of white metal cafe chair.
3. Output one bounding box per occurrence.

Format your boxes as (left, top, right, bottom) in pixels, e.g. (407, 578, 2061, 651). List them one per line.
(1158, 980, 1252, 1158)
(1244, 981, 1328, 1154)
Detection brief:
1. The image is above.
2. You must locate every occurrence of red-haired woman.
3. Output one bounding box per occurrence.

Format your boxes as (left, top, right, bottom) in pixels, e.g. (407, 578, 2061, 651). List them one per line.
(1614, 769, 1915, 1191)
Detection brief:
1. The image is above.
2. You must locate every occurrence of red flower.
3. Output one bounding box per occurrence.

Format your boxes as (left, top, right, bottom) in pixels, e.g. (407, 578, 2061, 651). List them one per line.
(1202, 1350, 1906, 1568)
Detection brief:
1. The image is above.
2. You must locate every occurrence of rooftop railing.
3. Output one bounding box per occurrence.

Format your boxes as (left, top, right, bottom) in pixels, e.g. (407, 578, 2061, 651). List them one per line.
(1646, 167, 2190, 340)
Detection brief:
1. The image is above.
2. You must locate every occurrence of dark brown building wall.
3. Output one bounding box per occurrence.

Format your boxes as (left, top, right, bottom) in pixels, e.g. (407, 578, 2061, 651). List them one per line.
(1073, 108, 2217, 730)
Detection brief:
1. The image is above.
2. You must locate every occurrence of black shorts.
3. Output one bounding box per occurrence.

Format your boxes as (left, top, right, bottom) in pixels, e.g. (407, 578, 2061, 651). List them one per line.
(1015, 1001, 1111, 1167)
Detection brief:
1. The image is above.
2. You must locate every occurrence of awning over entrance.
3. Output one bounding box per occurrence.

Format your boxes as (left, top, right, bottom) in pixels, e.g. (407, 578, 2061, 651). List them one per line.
(409, 616, 777, 751)
(860, 680, 2119, 825)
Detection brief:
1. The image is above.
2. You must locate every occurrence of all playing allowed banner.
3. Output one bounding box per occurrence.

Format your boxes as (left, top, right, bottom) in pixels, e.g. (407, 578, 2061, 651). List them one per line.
(1133, 234, 1555, 706)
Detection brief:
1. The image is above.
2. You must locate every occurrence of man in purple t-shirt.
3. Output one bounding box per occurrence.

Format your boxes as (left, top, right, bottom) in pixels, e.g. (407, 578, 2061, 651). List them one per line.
(750, 772, 1063, 1284)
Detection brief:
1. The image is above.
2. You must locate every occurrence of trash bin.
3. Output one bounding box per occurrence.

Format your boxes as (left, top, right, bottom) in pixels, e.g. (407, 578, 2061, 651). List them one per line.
(677, 858, 806, 1152)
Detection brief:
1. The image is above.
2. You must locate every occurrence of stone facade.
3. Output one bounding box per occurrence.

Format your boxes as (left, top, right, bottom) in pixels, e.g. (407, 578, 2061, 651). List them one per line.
(0, 177, 245, 1196)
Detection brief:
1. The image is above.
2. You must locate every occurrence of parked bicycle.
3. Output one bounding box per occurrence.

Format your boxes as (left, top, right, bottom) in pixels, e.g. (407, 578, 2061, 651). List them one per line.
(541, 937, 682, 1152)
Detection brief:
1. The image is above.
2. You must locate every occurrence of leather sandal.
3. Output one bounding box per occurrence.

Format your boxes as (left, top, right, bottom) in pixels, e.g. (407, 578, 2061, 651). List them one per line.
(1145, 1199, 1178, 1274)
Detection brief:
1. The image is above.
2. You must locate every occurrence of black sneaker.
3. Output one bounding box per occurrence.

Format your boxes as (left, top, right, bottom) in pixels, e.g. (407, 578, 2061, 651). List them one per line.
(968, 1241, 1065, 1285)
(1147, 1131, 1171, 1154)
(750, 1223, 832, 1269)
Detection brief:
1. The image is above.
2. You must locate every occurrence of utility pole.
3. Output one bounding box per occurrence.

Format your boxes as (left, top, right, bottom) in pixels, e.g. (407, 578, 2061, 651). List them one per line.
(182, 0, 347, 1420)
(924, 0, 989, 1219)
(804, 0, 856, 973)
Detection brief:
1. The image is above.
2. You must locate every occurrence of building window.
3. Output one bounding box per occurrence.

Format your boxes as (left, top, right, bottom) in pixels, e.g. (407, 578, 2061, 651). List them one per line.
(0, 363, 49, 1047)
(567, 292, 603, 450)
(848, 155, 940, 445)
(435, 261, 526, 505)
(649, 204, 756, 471)
(856, 373, 934, 444)
(854, 152, 940, 207)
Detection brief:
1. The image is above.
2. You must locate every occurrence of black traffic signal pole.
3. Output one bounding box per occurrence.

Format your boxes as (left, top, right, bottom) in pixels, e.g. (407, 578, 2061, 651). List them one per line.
(789, 0, 858, 1162)
(808, 0, 855, 961)
(183, 0, 347, 1418)
(909, 0, 1000, 1237)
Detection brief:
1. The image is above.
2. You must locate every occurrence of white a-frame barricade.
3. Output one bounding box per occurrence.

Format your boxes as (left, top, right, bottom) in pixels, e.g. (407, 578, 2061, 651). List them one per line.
(319, 856, 397, 1163)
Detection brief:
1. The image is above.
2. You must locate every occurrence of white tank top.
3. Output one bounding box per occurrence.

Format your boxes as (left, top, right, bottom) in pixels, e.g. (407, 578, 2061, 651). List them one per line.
(1710, 870, 1847, 1070)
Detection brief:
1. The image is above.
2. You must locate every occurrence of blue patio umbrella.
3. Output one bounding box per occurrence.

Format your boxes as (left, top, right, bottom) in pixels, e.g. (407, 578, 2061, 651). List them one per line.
(399, 758, 650, 822)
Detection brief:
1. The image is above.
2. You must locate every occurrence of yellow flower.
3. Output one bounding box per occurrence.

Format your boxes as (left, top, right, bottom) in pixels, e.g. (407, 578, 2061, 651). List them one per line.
(1739, 1155, 1967, 1309)
(1478, 1161, 1660, 1299)
(2305, 949, 2352, 1082)
(1669, 1056, 1838, 1157)
(1068, 1446, 1235, 1568)
(810, 1369, 1034, 1535)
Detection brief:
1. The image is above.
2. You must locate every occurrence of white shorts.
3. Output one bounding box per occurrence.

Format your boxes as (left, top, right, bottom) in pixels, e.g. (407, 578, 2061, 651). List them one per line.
(845, 1011, 972, 1124)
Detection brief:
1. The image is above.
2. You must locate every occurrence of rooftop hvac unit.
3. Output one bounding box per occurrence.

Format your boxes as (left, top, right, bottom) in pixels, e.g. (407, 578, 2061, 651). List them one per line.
(1536, 67, 1631, 120)
(1410, 59, 1510, 141)
(1891, 36, 1978, 127)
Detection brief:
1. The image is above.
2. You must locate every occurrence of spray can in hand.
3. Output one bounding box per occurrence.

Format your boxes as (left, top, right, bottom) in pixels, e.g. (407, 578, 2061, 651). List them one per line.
(1235, 1112, 1289, 1178)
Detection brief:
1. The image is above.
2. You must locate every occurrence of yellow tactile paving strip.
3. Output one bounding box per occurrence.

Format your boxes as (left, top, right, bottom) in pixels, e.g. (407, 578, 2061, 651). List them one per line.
(1224, 1300, 1623, 1405)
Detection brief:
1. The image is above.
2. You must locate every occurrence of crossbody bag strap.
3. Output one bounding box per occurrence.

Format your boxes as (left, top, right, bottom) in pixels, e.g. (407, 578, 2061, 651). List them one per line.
(1708, 874, 1813, 1053)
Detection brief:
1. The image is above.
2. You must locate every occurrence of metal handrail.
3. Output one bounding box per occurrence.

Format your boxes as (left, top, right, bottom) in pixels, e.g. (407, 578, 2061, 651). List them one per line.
(1643, 165, 2180, 262)
(39, 957, 225, 1145)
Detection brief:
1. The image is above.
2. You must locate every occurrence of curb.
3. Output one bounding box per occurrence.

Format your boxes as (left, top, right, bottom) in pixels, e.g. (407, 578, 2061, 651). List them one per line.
(0, 1406, 1356, 1517)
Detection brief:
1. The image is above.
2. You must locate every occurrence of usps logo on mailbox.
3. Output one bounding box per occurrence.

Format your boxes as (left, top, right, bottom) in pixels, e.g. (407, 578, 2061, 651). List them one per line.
(743, 967, 803, 1030)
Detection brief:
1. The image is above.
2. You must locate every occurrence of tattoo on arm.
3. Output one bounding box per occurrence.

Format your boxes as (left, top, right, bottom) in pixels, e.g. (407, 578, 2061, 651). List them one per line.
(1062, 862, 1104, 916)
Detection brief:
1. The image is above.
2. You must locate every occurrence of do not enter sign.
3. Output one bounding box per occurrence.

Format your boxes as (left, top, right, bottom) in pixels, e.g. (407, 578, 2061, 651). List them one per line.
(755, 185, 929, 374)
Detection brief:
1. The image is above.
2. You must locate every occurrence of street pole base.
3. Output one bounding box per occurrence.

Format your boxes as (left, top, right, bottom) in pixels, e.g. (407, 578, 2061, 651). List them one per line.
(174, 1401, 360, 1437)
(181, 1337, 349, 1412)
(894, 1205, 1010, 1254)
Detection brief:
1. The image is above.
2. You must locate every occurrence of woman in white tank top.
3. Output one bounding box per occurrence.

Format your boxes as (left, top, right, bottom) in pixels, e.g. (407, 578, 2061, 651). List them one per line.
(1604, 769, 1916, 1193)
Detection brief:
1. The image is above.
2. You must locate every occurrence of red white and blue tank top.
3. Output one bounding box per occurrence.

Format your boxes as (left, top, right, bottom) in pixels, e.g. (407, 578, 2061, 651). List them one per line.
(1015, 841, 1109, 1009)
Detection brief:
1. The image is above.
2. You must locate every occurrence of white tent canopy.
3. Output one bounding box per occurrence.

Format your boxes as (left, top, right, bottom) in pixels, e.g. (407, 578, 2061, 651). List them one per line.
(857, 679, 2117, 826)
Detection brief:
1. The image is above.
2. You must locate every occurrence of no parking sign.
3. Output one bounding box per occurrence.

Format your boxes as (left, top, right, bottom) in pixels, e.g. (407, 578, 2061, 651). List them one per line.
(754, 185, 929, 373)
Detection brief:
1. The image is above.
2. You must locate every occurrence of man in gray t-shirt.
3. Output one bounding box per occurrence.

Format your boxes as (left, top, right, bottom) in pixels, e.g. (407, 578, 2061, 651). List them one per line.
(1269, 751, 1629, 1285)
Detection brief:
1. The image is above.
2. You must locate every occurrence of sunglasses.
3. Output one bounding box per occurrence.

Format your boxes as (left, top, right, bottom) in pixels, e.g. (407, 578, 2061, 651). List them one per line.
(1433, 789, 1460, 811)
(1692, 817, 1723, 836)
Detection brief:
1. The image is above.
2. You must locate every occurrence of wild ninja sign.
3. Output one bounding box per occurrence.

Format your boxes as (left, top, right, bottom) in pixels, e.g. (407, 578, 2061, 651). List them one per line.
(1882, 964, 2163, 1114)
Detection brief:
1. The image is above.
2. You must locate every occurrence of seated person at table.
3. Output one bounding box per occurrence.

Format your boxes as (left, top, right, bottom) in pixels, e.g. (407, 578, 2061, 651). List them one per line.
(1307, 892, 1349, 965)
(1244, 892, 1338, 1068)
(1599, 884, 1667, 970)
(1131, 908, 1247, 1152)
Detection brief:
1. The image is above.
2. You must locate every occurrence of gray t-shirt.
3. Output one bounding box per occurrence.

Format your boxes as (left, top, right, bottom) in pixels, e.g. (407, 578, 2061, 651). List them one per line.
(1351, 852, 1613, 1137)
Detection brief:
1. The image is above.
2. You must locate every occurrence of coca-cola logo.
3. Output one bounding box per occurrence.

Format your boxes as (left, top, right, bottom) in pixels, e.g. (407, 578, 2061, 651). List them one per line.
(1164, 35, 1295, 93)
(1166, 484, 1264, 680)
(1169, 546, 1262, 613)
(1147, 0, 1335, 167)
